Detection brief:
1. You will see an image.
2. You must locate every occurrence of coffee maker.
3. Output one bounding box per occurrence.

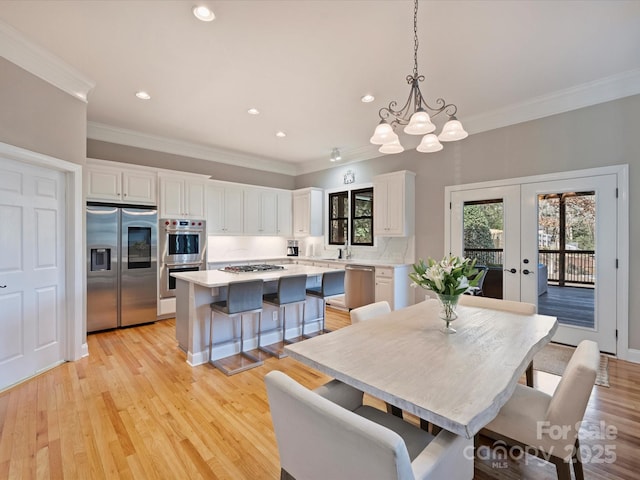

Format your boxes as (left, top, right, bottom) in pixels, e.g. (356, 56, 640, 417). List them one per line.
(287, 239, 299, 256)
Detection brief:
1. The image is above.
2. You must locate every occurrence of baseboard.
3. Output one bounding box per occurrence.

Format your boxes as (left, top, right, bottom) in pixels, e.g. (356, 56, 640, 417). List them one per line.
(623, 348, 640, 364)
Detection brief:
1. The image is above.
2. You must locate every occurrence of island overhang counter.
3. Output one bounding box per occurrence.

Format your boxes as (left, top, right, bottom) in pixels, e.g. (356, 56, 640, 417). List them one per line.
(171, 265, 344, 366)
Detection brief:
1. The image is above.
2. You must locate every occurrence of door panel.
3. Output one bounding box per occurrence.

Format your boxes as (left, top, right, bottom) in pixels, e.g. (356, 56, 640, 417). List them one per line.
(521, 175, 617, 353)
(450, 186, 521, 300)
(0, 158, 65, 388)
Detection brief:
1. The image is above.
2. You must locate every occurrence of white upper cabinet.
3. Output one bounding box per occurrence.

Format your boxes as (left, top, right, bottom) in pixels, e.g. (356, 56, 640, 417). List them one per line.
(373, 170, 415, 237)
(276, 191, 292, 236)
(159, 174, 206, 219)
(244, 188, 278, 235)
(293, 187, 323, 237)
(208, 182, 244, 235)
(86, 161, 156, 205)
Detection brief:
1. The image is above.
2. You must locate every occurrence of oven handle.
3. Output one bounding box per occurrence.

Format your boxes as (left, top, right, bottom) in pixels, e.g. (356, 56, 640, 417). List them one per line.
(164, 228, 205, 234)
(164, 262, 204, 268)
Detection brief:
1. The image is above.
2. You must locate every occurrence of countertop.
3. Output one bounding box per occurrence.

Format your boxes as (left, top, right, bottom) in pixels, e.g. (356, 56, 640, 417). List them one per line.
(207, 256, 412, 268)
(171, 264, 343, 288)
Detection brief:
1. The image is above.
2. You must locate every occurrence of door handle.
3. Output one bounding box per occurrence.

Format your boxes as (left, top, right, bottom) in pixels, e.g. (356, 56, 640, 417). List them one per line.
(522, 269, 534, 275)
(504, 268, 517, 274)
(0, 285, 6, 288)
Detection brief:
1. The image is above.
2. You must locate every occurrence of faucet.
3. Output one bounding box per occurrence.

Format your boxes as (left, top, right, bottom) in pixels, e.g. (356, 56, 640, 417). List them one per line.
(344, 241, 351, 260)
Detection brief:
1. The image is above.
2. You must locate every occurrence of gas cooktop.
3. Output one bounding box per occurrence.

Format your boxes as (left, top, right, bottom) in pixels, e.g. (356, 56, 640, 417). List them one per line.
(221, 264, 285, 273)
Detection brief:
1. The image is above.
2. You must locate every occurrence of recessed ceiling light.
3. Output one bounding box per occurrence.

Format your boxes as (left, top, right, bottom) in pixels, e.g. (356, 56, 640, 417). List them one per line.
(247, 108, 260, 115)
(135, 91, 151, 100)
(361, 94, 375, 103)
(193, 5, 215, 22)
(275, 131, 286, 138)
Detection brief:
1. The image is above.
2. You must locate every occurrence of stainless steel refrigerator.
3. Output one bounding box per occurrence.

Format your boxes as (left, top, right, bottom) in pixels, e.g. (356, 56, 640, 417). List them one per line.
(86, 204, 158, 332)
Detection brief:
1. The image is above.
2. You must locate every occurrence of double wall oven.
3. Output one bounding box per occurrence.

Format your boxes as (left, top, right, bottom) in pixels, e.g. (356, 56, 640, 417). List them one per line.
(159, 219, 207, 298)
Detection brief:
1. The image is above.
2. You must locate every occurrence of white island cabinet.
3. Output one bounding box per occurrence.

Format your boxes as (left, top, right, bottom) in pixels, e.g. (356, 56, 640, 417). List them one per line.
(172, 265, 342, 366)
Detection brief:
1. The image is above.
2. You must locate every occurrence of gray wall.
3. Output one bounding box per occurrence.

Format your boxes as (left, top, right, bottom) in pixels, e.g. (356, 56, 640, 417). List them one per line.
(87, 139, 296, 190)
(296, 95, 640, 350)
(0, 58, 86, 165)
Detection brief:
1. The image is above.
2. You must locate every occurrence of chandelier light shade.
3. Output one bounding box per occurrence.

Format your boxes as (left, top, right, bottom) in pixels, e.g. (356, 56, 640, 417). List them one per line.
(379, 139, 405, 154)
(370, 0, 468, 154)
(438, 117, 469, 142)
(416, 134, 443, 153)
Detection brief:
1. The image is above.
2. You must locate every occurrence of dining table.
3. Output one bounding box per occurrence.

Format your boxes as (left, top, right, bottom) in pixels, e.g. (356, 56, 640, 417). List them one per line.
(285, 298, 558, 439)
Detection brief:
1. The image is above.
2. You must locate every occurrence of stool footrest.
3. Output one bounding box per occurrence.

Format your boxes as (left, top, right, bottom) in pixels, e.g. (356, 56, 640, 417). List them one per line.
(259, 341, 288, 359)
(211, 352, 263, 376)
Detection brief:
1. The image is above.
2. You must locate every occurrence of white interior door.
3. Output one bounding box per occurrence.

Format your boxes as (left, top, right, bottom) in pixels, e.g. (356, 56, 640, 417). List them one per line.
(448, 172, 618, 354)
(0, 157, 66, 389)
(521, 175, 617, 353)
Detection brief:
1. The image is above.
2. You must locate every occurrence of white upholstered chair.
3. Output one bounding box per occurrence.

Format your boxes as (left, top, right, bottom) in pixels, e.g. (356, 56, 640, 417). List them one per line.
(458, 295, 537, 386)
(481, 340, 599, 480)
(350, 300, 391, 323)
(349, 300, 402, 417)
(265, 370, 473, 480)
(458, 295, 536, 315)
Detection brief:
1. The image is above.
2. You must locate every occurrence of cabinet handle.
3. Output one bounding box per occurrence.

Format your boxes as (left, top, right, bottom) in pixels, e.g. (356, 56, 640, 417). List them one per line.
(0, 285, 6, 288)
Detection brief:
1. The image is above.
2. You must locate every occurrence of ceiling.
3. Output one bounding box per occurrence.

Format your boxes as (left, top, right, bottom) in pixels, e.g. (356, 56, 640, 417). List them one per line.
(1, 1, 640, 175)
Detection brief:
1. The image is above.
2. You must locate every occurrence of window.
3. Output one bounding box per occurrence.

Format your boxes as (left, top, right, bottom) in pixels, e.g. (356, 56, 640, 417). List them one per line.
(351, 188, 373, 246)
(328, 187, 374, 246)
(328, 191, 348, 244)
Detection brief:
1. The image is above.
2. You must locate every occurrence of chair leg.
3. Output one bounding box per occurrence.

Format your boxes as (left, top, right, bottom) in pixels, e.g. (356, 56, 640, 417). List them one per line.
(321, 298, 332, 334)
(551, 456, 573, 480)
(257, 309, 264, 349)
(209, 310, 214, 363)
(526, 361, 534, 387)
(573, 438, 585, 480)
(240, 312, 263, 363)
(281, 305, 287, 342)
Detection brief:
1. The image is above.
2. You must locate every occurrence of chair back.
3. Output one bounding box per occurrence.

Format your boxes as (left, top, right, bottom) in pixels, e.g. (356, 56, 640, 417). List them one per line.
(458, 295, 536, 314)
(277, 274, 307, 305)
(265, 370, 415, 480)
(472, 266, 489, 296)
(351, 301, 391, 324)
(545, 340, 599, 445)
(321, 270, 345, 297)
(226, 279, 264, 314)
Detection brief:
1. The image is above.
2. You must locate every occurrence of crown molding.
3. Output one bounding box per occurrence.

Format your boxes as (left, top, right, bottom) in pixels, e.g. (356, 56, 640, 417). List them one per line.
(87, 122, 297, 176)
(0, 20, 94, 102)
(464, 68, 640, 135)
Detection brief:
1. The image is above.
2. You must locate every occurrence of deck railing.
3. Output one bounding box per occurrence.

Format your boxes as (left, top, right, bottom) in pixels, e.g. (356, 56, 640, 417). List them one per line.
(464, 248, 595, 285)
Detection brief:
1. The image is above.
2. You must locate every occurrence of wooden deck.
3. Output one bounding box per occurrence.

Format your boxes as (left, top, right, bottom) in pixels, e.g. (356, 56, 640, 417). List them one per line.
(538, 285, 594, 328)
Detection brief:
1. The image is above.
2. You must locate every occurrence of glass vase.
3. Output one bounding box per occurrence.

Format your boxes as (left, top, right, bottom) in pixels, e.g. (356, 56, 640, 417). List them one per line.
(437, 294, 460, 334)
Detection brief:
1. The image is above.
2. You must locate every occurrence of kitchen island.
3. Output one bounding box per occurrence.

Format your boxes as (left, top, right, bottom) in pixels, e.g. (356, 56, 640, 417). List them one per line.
(171, 264, 344, 366)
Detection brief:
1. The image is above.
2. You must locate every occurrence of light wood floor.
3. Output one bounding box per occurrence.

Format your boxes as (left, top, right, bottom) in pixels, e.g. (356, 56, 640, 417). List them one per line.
(1, 308, 638, 479)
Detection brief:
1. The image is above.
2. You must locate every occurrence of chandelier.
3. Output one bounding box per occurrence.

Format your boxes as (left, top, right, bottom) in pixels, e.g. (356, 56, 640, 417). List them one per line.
(369, 0, 468, 154)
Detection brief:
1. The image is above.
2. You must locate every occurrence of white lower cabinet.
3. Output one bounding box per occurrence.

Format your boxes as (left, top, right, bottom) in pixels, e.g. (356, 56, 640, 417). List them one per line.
(375, 265, 411, 310)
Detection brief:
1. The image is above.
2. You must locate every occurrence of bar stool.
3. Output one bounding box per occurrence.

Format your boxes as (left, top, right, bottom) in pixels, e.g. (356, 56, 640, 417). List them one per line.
(259, 274, 308, 358)
(209, 279, 264, 376)
(304, 270, 345, 337)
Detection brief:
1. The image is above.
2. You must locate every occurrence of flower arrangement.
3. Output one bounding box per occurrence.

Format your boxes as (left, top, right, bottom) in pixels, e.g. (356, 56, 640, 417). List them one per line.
(409, 255, 482, 296)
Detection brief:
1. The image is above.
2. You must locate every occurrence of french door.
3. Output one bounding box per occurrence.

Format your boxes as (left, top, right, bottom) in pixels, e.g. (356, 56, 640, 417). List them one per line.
(448, 172, 619, 354)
